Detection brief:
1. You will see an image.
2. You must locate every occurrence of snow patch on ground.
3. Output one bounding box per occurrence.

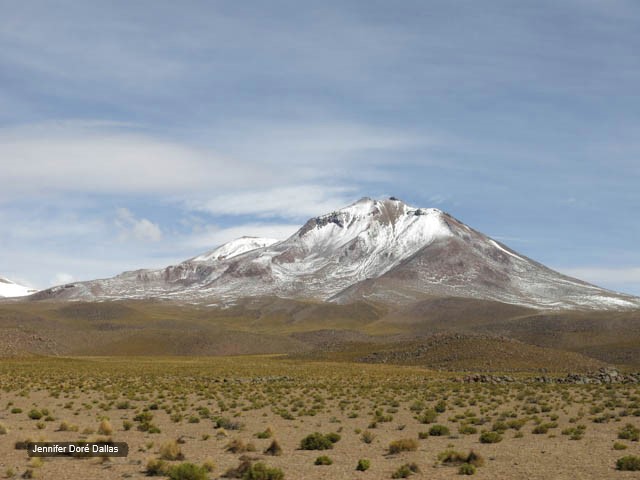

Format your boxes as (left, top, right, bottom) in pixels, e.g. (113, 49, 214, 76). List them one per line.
(0, 277, 37, 297)
(489, 239, 525, 262)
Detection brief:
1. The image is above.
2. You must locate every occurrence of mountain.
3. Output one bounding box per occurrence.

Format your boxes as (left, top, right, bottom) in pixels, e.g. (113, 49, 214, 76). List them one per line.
(31, 197, 640, 310)
(0, 276, 36, 298)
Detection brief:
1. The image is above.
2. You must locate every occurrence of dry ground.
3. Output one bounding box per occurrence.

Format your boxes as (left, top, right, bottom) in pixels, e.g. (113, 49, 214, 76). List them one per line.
(2, 299, 640, 369)
(1, 357, 640, 479)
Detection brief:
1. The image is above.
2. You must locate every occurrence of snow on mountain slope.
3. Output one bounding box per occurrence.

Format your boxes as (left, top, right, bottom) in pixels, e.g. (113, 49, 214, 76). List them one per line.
(0, 277, 37, 298)
(33, 236, 281, 300)
(31, 197, 640, 310)
(329, 217, 640, 310)
(197, 197, 455, 299)
(192, 237, 278, 262)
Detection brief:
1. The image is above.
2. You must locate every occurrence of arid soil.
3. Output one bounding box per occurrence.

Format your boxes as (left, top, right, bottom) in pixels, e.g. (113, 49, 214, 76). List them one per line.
(1, 357, 640, 479)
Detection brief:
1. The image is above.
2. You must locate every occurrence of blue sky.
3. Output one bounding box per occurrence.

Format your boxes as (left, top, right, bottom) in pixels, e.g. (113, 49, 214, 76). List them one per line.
(1, 0, 639, 295)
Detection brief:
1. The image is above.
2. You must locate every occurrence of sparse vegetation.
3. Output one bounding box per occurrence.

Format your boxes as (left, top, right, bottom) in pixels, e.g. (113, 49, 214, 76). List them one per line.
(616, 456, 640, 471)
(160, 440, 185, 460)
(146, 458, 168, 476)
(226, 439, 256, 454)
(391, 462, 420, 478)
(300, 432, 339, 450)
(264, 439, 282, 456)
(98, 418, 113, 435)
(242, 462, 284, 480)
(459, 463, 476, 475)
(618, 424, 640, 442)
(479, 431, 502, 443)
(314, 455, 332, 465)
(0, 352, 638, 480)
(428, 424, 450, 436)
(167, 463, 209, 480)
(361, 430, 376, 444)
(388, 438, 418, 454)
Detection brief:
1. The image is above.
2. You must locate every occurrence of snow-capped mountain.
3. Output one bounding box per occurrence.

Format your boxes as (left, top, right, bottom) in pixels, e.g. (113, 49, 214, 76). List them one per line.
(0, 276, 36, 298)
(32, 197, 640, 310)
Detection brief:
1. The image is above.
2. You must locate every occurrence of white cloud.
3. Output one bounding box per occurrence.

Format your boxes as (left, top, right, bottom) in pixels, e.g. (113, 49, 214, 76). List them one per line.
(0, 122, 246, 197)
(52, 272, 73, 285)
(189, 185, 356, 219)
(115, 208, 163, 242)
(183, 223, 299, 251)
(0, 121, 422, 202)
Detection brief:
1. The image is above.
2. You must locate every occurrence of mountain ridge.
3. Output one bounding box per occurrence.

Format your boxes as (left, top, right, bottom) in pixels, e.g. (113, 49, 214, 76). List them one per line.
(26, 197, 640, 310)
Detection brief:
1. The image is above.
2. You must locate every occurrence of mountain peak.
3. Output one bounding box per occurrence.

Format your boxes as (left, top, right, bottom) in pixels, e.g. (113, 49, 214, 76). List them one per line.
(303, 197, 446, 236)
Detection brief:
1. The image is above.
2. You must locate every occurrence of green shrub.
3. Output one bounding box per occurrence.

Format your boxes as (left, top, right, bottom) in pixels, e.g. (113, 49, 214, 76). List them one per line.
(458, 463, 476, 475)
(479, 431, 502, 443)
(391, 463, 419, 478)
(507, 419, 527, 430)
(388, 438, 418, 454)
(532, 424, 549, 434)
(223, 459, 252, 478)
(325, 432, 341, 443)
(466, 451, 484, 467)
(361, 431, 375, 444)
(617, 456, 640, 471)
(314, 455, 332, 465)
(458, 424, 477, 435)
(300, 433, 337, 450)
(134, 411, 153, 423)
(438, 449, 466, 465)
(417, 409, 438, 424)
(167, 463, 209, 480)
(256, 427, 274, 439)
(429, 424, 450, 436)
(242, 462, 284, 480)
(215, 416, 244, 430)
(202, 459, 215, 472)
(356, 459, 370, 471)
(492, 421, 507, 433)
(618, 424, 640, 442)
(27, 410, 42, 420)
(146, 458, 168, 476)
(614, 442, 628, 450)
(532, 422, 557, 435)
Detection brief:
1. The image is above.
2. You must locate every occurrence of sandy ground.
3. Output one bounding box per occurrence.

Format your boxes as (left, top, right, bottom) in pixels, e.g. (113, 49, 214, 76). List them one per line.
(1, 359, 640, 479)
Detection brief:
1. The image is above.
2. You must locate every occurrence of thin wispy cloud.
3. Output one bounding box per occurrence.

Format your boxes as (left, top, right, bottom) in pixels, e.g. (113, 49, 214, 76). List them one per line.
(189, 186, 356, 219)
